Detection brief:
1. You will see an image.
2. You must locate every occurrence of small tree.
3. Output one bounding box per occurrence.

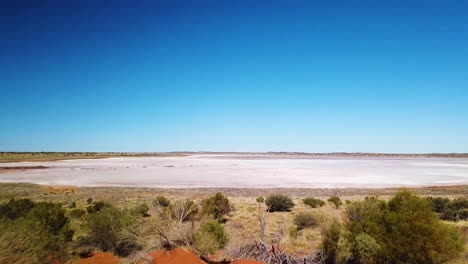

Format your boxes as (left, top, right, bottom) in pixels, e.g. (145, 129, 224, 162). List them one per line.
(265, 194, 294, 212)
(302, 197, 325, 208)
(328, 196, 342, 209)
(201, 192, 231, 220)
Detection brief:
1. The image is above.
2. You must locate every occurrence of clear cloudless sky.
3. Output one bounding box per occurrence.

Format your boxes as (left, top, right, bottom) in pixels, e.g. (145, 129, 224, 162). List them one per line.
(1, 0, 467, 153)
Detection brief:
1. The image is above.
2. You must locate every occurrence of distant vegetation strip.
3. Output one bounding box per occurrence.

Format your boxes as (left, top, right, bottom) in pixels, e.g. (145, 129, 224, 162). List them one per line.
(0, 152, 188, 163)
(1, 151, 467, 163)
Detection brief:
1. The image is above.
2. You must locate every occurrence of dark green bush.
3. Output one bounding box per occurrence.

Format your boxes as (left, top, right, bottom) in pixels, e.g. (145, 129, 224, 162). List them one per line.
(131, 203, 150, 217)
(86, 198, 93, 204)
(302, 197, 325, 208)
(201, 192, 231, 219)
(321, 220, 341, 264)
(265, 194, 294, 212)
(82, 206, 136, 256)
(328, 196, 343, 209)
(155, 195, 171, 207)
(86, 201, 112, 214)
(294, 212, 317, 230)
(427, 196, 468, 221)
(256, 196, 265, 203)
(195, 220, 228, 254)
(344, 191, 463, 264)
(0, 198, 35, 219)
(69, 208, 86, 218)
(0, 199, 74, 263)
(68, 201, 77, 208)
(426, 196, 450, 213)
(458, 208, 468, 220)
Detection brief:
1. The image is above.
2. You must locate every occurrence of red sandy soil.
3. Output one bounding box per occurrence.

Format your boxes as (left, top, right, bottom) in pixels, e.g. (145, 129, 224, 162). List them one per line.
(231, 260, 265, 264)
(149, 248, 206, 264)
(79, 249, 266, 264)
(78, 252, 120, 264)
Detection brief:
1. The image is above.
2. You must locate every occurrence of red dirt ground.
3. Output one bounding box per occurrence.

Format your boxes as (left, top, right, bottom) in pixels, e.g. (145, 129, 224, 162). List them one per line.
(78, 252, 120, 264)
(149, 248, 206, 264)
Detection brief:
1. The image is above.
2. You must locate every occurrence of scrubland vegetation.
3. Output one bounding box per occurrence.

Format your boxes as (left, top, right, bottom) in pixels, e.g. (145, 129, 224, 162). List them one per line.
(0, 183, 466, 264)
(0, 152, 186, 163)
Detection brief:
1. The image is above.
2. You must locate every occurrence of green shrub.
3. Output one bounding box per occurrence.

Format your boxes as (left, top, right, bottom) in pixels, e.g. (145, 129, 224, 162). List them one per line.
(0, 198, 35, 219)
(302, 197, 325, 208)
(427, 196, 450, 213)
(294, 212, 317, 230)
(86, 198, 93, 204)
(427, 196, 468, 221)
(68, 201, 77, 208)
(0, 199, 74, 263)
(352, 233, 380, 264)
(328, 196, 342, 209)
(69, 208, 86, 219)
(82, 206, 136, 255)
(155, 195, 171, 207)
(458, 208, 468, 220)
(86, 201, 112, 214)
(131, 203, 150, 217)
(344, 191, 463, 264)
(256, 196, 265, 203)
(201, 192, 231, 220)
(195, 220, 228, 254)
(265, 194, 294, 212)
(321, 220, 341, 264)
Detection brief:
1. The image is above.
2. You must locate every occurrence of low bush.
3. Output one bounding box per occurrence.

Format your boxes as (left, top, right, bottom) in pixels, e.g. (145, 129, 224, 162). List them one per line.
(86, 198, 93, 204)
(427, 196, 468, 221)
(131, 203, 150, 217)
(256, 196, 265, 203)
(195, 220, 228, 254)
(328, 196, 342, 209)
(294, 212, 317, 230)
(321, 220, 341, 264)
(0, 199, 74, 263)
(169, 199, 198, 222)
(68, 201, 76, 208)
(69, 208, 86, 219)
(352, 233, 380, 264)
(155, 195, 171, 207)
(345, 191, 463, 264)
(82, 206, 138, 256)
(302, 197, 325, 208)
(86, 201, 112, 214)
(201, 192, 231, 220)
(265, 194, 294, 212)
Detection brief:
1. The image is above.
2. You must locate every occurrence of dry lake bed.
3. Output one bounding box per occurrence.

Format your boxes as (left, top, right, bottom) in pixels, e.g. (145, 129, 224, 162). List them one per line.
(0, 154, 467, 188)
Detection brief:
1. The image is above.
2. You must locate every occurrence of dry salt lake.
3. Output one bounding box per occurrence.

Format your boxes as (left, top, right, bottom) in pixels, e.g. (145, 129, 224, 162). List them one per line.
(1, 154, 467, 188)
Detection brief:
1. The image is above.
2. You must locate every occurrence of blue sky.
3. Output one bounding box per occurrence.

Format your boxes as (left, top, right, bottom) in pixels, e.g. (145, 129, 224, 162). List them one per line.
(1, 0, 467, 153)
